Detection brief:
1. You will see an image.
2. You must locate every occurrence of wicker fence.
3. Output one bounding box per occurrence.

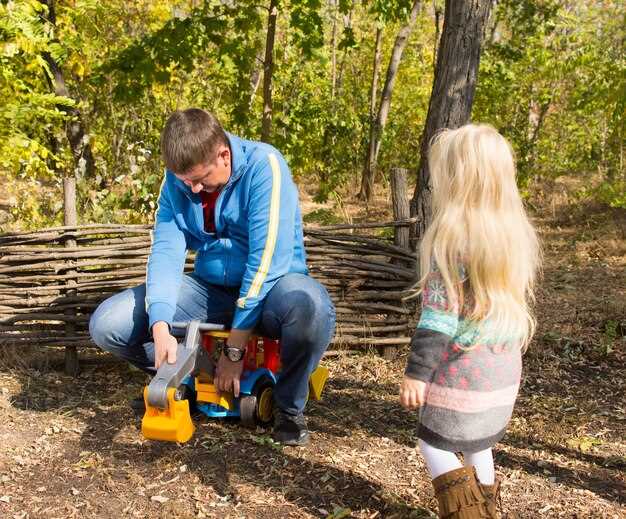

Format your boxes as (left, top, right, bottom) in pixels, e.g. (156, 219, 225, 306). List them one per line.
(0, 222, 417, 369)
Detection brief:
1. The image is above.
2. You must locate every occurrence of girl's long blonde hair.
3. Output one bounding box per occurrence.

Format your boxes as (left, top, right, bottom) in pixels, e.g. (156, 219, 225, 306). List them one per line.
(418, 124, 541, 350)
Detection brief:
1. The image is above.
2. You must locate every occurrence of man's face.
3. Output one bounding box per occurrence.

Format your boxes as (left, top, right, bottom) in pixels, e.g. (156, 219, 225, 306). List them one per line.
(174, 145, 231, 194)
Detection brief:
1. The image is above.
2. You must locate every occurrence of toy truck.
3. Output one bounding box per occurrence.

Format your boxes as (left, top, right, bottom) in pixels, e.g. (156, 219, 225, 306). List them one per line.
(141, 320, 329, 443)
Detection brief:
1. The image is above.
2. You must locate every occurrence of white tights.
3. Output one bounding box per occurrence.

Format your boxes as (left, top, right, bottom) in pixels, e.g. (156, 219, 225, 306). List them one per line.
(418, 439, 495, 485)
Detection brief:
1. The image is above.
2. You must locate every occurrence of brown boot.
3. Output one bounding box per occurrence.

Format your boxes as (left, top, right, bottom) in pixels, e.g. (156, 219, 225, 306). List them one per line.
(479, 479, 501, 519)
(480, 480, 519, 519)
(432, 467, 488, 518)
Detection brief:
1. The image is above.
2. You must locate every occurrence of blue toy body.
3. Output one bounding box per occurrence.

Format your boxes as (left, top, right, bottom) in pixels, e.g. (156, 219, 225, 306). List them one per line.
(194, 368, 278, 419)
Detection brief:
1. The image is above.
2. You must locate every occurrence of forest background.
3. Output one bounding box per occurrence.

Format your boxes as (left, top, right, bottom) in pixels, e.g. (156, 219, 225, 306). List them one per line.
(0, 0, 624, 231)
(0, 2, 625, 517)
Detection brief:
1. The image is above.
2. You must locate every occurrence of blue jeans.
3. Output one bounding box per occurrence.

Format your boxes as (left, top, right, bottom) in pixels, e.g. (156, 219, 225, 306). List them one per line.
(89, 273, 335, 415)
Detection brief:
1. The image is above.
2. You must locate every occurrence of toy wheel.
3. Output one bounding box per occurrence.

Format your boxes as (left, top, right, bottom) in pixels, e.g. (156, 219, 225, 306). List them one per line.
(240, 377, 274, 428)
(175, 384, 196, 409)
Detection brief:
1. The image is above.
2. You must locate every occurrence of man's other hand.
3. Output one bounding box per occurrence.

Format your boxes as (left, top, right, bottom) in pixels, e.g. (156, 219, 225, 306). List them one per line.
(153, 321, 178, 369)
(214, 353, 244, 397)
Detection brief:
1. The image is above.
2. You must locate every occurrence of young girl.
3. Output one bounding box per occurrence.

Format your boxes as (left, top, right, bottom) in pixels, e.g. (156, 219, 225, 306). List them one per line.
(400, 124, 540, 519)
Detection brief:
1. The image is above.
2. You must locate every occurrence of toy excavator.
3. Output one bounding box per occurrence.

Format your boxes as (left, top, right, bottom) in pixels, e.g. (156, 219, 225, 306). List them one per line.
(141, 320, 329, 443)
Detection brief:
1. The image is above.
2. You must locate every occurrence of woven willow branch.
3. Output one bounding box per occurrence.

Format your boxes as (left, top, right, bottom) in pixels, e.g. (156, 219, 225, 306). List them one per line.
(0, 224, 418, 350)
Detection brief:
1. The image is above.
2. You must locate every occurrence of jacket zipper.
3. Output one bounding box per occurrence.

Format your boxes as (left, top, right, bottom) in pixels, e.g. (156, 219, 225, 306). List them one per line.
(192, 187, 227, 238)
(214, 187, 228, 284)
(193, 196, 205, 236)
(175, 160, 242, 285)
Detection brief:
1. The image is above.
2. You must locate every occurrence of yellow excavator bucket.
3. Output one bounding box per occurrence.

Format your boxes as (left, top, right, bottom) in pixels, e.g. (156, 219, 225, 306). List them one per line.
(308, 365, 329, 401)
(141, 387, 194, 443)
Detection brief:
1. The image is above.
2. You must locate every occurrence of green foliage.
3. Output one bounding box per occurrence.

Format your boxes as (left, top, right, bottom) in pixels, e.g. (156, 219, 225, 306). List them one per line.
(474, 0, 624, 194)
(600, 319, 618, 356)
(1, 0, 623, 229)
(325, 506, 352, 519)
(95, 8, 226, 102)
(579, 180, 626, 210)
(0, 0, 73, 180)
(94, 2, 263, 126)
(369, 0, 415, 23)
(288, 0, 324, 58)
(376, 226, 394, 240)
(303, 208, 343, 225)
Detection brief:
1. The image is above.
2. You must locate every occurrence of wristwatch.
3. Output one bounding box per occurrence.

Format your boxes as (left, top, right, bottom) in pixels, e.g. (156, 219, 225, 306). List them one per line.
(224, 345, 246, 362)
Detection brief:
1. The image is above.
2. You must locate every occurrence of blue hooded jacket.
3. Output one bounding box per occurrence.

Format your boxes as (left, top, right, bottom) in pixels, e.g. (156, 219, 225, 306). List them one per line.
(145, 133, 308, 330)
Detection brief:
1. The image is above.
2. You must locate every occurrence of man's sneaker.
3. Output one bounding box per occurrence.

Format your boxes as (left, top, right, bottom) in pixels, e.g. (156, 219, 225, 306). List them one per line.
(272, 410, 310, 446)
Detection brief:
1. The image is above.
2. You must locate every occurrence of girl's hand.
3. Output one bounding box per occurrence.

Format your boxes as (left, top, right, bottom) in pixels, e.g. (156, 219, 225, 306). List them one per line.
(399, 377, 428, 410)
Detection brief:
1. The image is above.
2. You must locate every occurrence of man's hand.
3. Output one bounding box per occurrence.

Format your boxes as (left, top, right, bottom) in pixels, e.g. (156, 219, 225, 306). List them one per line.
(399, 376, 428, 410)
(214, 353, 244, 397)
(227, 328, 252, 349)
(153, 321, 178, 369)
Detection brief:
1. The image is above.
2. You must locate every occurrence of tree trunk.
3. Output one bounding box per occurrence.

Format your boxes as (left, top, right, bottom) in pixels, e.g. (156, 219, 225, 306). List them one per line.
(336, 9, 353, 96)
(358, 0, 421, 202)
(261, 0, 279, 143)
(368, 27, 384, 122)
(40, 0, 95, 178)
(488, 0, 501, 44)
(63, 176, 79, 375)
(525, 98, 550, 176)
(390, 168, 411, 251)
(410, 0, 492, 245)
(330, 0, 338, 99)
(433, 3, 442, 73)
(248, 47, 265, 109)
(358, 27, 384, 201)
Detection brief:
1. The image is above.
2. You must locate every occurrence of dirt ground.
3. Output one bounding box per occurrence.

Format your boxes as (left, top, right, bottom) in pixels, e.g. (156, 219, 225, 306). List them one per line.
(0, 188, 624, 519)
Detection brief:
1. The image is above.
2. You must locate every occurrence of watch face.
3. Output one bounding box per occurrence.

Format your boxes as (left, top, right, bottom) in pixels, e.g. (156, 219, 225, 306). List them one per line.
(226, 347, 244, 362)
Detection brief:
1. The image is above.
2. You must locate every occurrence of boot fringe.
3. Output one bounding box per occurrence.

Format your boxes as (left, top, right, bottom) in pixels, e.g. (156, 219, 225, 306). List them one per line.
(433, 467, 488, 518)
(480, 479, 501, 519)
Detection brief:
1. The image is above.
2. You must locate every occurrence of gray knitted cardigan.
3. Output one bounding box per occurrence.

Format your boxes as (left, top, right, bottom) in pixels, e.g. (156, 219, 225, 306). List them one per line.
(405, 268, 522, 453)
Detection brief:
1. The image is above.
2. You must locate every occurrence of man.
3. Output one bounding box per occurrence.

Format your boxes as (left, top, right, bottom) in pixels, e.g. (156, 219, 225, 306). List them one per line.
(89, 108, 336, 446)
